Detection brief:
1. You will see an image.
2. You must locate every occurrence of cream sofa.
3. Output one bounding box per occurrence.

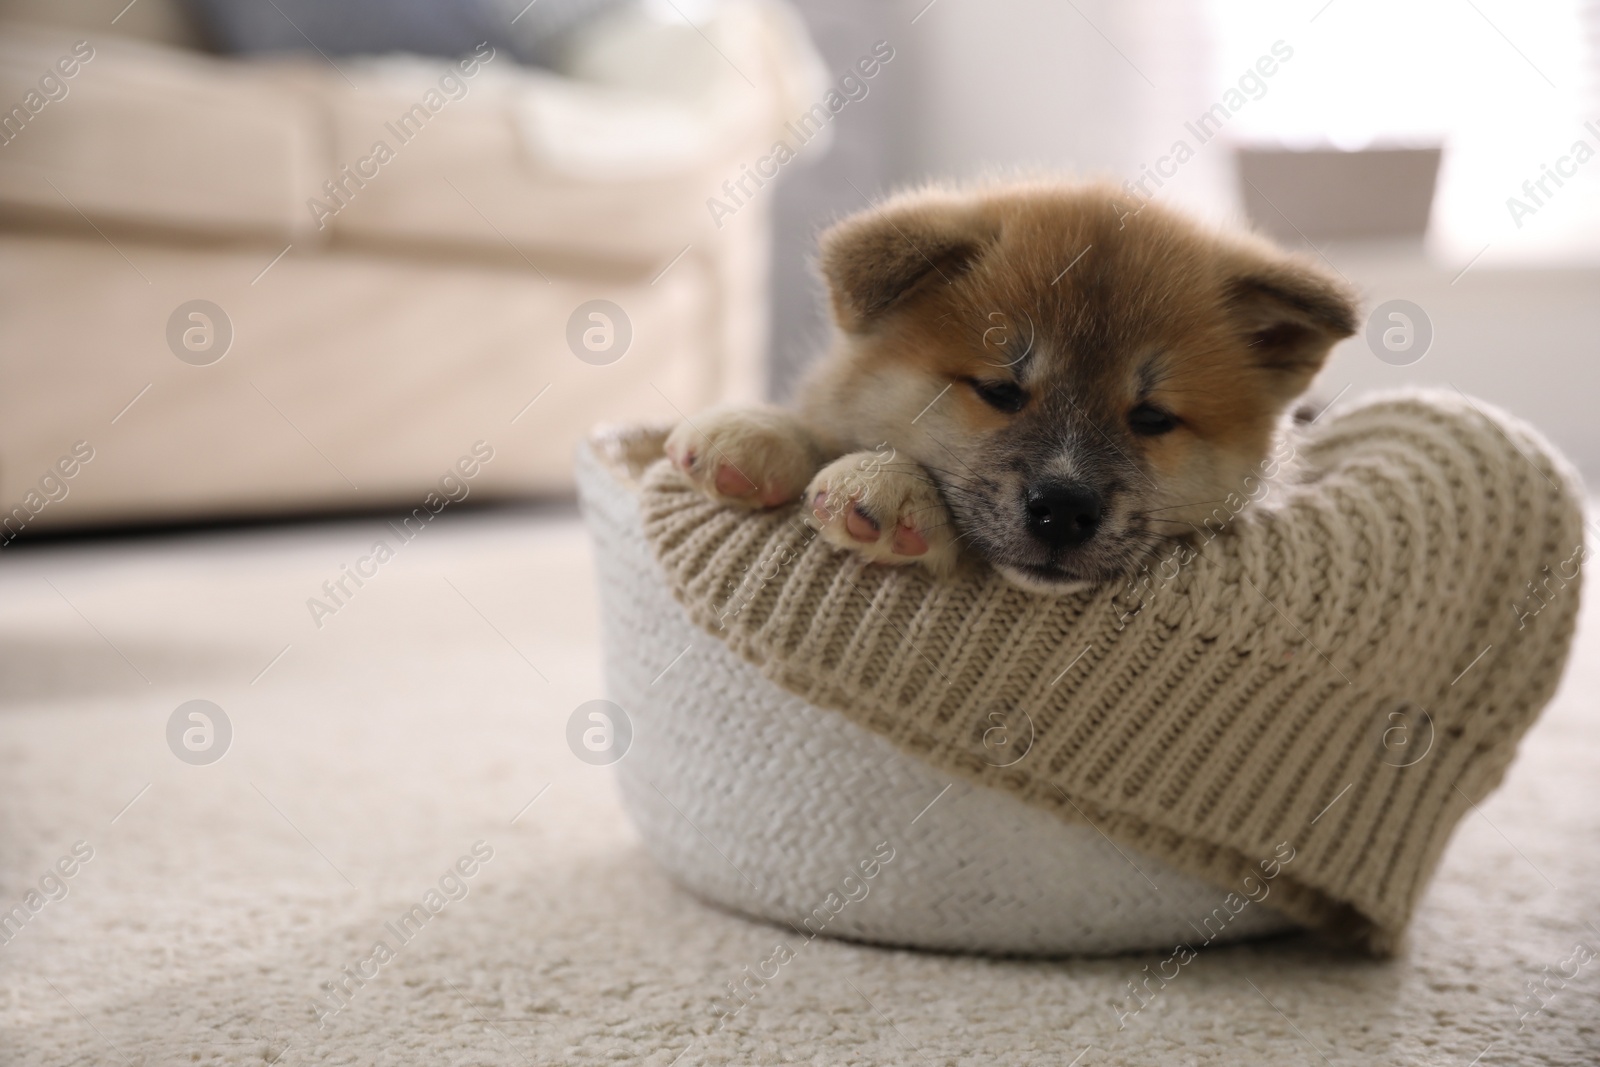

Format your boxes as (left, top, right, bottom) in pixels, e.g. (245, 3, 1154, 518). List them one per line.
(0, 0, 819, 532)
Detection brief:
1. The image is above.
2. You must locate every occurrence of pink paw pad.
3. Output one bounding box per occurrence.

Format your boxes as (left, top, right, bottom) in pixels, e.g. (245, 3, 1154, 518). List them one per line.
(844, 504, 880, 543)
(714, 464, 757, 498)
(890, 522, 929, 556)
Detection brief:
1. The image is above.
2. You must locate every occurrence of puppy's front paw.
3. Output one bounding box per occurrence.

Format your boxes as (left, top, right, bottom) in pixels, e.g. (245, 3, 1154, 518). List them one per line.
(805, 452, 956, 575)
(663, 406, 819, 509)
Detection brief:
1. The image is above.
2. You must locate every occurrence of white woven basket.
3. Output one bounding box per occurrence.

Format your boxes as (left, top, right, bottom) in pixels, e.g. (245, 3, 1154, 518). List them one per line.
(578, 435, 1296, 955)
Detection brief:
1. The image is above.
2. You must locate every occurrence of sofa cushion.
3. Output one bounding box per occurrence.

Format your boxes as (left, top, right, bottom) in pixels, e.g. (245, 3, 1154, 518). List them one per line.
(0, 1, 822, 261)
(0, 25, 325, 240)
(300, 1, 819, 260)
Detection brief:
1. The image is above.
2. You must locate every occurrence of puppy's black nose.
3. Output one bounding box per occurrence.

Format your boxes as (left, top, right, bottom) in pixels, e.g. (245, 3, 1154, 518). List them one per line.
(1025, 482, 1102, 549)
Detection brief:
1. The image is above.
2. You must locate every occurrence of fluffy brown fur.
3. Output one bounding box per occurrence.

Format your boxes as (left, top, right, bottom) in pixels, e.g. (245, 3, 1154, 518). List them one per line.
(665, 178, 1357, 592)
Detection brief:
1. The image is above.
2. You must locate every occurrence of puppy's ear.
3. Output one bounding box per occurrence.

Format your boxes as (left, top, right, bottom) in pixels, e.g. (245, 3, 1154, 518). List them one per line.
(818, 198, 995, 333)
(1226, 256, 1358, 393)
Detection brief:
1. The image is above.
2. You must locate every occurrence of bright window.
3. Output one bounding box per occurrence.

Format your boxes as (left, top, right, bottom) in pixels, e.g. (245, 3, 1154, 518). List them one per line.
(1204, 0, 1599, 262)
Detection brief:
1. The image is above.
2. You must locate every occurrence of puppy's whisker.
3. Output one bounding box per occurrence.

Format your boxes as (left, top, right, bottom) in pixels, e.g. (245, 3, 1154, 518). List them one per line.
(915, 478, 988, 501)
(907, 465, 996, 501)
(917, 520, 968, 536)
(923, 435, 997, 489)
(877, 461, 974, 487)
(908, 461, 984, 482)
(874, 460, 967, 481)
(873, 467, 991, 507)
(927, 486, 991, 506)
(1141, 499, 1227, 514)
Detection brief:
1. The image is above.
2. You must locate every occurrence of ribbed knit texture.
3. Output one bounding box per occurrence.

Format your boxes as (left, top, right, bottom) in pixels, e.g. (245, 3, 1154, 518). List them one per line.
(625, 392, 1585, 953)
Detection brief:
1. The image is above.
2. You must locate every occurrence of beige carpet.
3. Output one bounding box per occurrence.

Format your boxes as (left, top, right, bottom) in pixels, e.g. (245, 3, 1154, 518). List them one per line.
(0, 506, 1596, 1066)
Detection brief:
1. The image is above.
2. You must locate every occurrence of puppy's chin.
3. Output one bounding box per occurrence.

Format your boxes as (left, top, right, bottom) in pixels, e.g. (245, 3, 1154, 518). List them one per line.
(995, 563, 1097, 596)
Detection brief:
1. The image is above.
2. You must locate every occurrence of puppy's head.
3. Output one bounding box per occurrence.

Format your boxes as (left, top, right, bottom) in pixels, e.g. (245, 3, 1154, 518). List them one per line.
(801, 180, 1357, 592)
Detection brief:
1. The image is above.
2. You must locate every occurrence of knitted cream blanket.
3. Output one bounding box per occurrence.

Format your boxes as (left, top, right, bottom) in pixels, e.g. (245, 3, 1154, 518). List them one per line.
(628, 392, 1585, 953)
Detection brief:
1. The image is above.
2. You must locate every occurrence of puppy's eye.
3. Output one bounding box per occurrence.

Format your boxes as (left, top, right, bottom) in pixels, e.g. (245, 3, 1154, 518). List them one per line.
(964, 377, 1027, 413)
(1128, 403, 1179, 436)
